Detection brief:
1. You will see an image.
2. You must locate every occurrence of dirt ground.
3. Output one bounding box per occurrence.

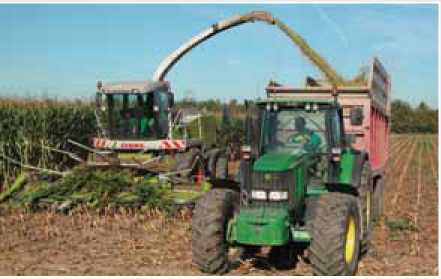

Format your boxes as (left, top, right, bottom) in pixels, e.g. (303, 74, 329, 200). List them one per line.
(0, 134, 437, 276)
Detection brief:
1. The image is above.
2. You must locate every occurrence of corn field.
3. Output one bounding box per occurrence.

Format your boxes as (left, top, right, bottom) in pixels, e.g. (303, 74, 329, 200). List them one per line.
(0, 98, 97, 188)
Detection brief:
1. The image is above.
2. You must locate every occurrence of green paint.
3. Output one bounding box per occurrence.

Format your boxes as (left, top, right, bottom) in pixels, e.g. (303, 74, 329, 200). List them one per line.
(339, 150, 355, 185)
(232, 207, 290, 245)
(226, 215, 236, 243)
(253, 152, 300, 172)
(294, 165, 305, 208)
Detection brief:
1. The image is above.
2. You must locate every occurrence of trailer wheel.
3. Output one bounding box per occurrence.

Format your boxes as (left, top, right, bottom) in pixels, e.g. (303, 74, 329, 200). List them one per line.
(359, 162, 373, 255)
(192, 188, 239, 274)
(214, 155, 228, 179)
(309, 192, 361, 276)
(372, 177, 384, 222)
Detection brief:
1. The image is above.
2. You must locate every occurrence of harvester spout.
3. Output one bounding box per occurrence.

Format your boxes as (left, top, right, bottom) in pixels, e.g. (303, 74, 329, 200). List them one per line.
(152, 11, 276, 82)
(152, 10, 349, 86)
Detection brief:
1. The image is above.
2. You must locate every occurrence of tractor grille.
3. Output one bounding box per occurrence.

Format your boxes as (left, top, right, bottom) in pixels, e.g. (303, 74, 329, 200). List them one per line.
(248, 171, 293, 208)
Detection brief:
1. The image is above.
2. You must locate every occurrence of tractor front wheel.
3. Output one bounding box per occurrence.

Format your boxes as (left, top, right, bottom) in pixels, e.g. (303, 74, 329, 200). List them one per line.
(192, 188, 239, 274)
(308, 192, 361, 276)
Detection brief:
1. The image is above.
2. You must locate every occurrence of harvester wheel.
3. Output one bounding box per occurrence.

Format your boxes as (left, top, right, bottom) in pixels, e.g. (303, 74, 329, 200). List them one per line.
(309, 192, 361, 276)
(359, 162, 373, 255)
(208, 150, 228, 179)
(214, 155, 228, 179)
(175, 148, 205, 182)
(372, 177, 384, 222)
(192, 188, 239, 274)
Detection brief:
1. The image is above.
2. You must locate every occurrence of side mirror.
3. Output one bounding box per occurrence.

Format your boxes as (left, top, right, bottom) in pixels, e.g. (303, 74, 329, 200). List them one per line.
(350, 107, 364, 126)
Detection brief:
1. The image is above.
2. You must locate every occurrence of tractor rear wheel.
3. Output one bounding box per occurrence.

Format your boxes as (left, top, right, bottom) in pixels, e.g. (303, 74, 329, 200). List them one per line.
(359, 162, 373, 254)
(308, 192, 361, 276)
(192, 188, 239, 274)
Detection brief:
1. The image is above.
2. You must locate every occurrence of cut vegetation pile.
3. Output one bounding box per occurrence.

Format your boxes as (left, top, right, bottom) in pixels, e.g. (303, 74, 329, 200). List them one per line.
(0, 167, 173, 212)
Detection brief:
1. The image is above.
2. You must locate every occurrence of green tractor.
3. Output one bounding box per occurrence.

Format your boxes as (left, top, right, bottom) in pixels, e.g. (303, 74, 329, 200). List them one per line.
(192, 67, 390, 275)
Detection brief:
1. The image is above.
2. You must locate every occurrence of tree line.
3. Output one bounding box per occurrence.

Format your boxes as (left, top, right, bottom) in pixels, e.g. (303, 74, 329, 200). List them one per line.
(391, 100, 438, 134)
(177, 98, 438, 134)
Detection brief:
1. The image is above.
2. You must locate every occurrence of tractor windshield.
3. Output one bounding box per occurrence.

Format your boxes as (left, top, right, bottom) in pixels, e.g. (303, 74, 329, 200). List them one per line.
(260, 107, 327, 155)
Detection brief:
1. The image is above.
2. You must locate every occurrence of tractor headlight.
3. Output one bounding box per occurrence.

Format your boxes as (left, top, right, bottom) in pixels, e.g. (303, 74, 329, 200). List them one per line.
(251, 190, 267, 200)
(268, 191, 288, 201)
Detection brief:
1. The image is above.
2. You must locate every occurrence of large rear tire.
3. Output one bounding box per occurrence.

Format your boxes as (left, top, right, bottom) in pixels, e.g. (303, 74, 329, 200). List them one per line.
(192, 189, 239, 274)
(359, 162, 373, 254)
(309, 192, 361, 276)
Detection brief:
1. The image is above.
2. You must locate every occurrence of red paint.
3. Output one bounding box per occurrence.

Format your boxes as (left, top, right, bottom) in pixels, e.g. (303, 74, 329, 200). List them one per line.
(121, 143, 144, 149)
(195, 166, 205, 185)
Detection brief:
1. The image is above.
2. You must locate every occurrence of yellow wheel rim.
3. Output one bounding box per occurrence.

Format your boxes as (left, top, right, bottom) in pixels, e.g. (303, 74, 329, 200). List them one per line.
(345, 216, 356, 264)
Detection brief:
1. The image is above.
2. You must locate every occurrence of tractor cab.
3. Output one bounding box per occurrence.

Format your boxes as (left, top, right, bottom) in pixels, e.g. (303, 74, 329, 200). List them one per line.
(95, 80, 174, 140)
(241, 98, 347, 196)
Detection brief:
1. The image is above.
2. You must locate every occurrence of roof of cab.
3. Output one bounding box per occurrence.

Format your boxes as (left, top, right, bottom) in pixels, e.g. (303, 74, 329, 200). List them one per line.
(98, 80, 169, 94)
(256, 97, 335, 105)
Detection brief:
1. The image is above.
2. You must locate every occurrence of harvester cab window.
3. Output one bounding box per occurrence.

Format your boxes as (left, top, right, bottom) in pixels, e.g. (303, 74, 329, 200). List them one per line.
(104, 93, 156, 139)
(153, 90, 171, 138)
(119, 94, 141, 138)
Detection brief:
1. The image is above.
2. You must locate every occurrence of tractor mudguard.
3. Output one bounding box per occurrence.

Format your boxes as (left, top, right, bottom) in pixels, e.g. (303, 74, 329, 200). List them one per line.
(351, 151, 369, 188)
(338, 150, 368, 188)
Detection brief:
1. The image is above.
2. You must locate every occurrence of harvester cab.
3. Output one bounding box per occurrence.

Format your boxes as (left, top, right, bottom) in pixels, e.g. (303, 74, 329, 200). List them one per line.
(95, 80, 174, 142)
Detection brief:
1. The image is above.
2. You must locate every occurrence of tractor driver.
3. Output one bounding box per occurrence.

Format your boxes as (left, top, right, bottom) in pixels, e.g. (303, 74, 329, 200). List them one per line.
(289, 116, 322, 152)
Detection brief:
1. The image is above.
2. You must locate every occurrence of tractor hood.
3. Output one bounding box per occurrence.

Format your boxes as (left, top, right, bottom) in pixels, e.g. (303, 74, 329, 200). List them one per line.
(253, 151, 302, 172)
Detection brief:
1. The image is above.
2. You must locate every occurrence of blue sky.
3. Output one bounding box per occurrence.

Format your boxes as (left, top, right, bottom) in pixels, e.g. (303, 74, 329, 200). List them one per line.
(0, 4, 438, 107)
